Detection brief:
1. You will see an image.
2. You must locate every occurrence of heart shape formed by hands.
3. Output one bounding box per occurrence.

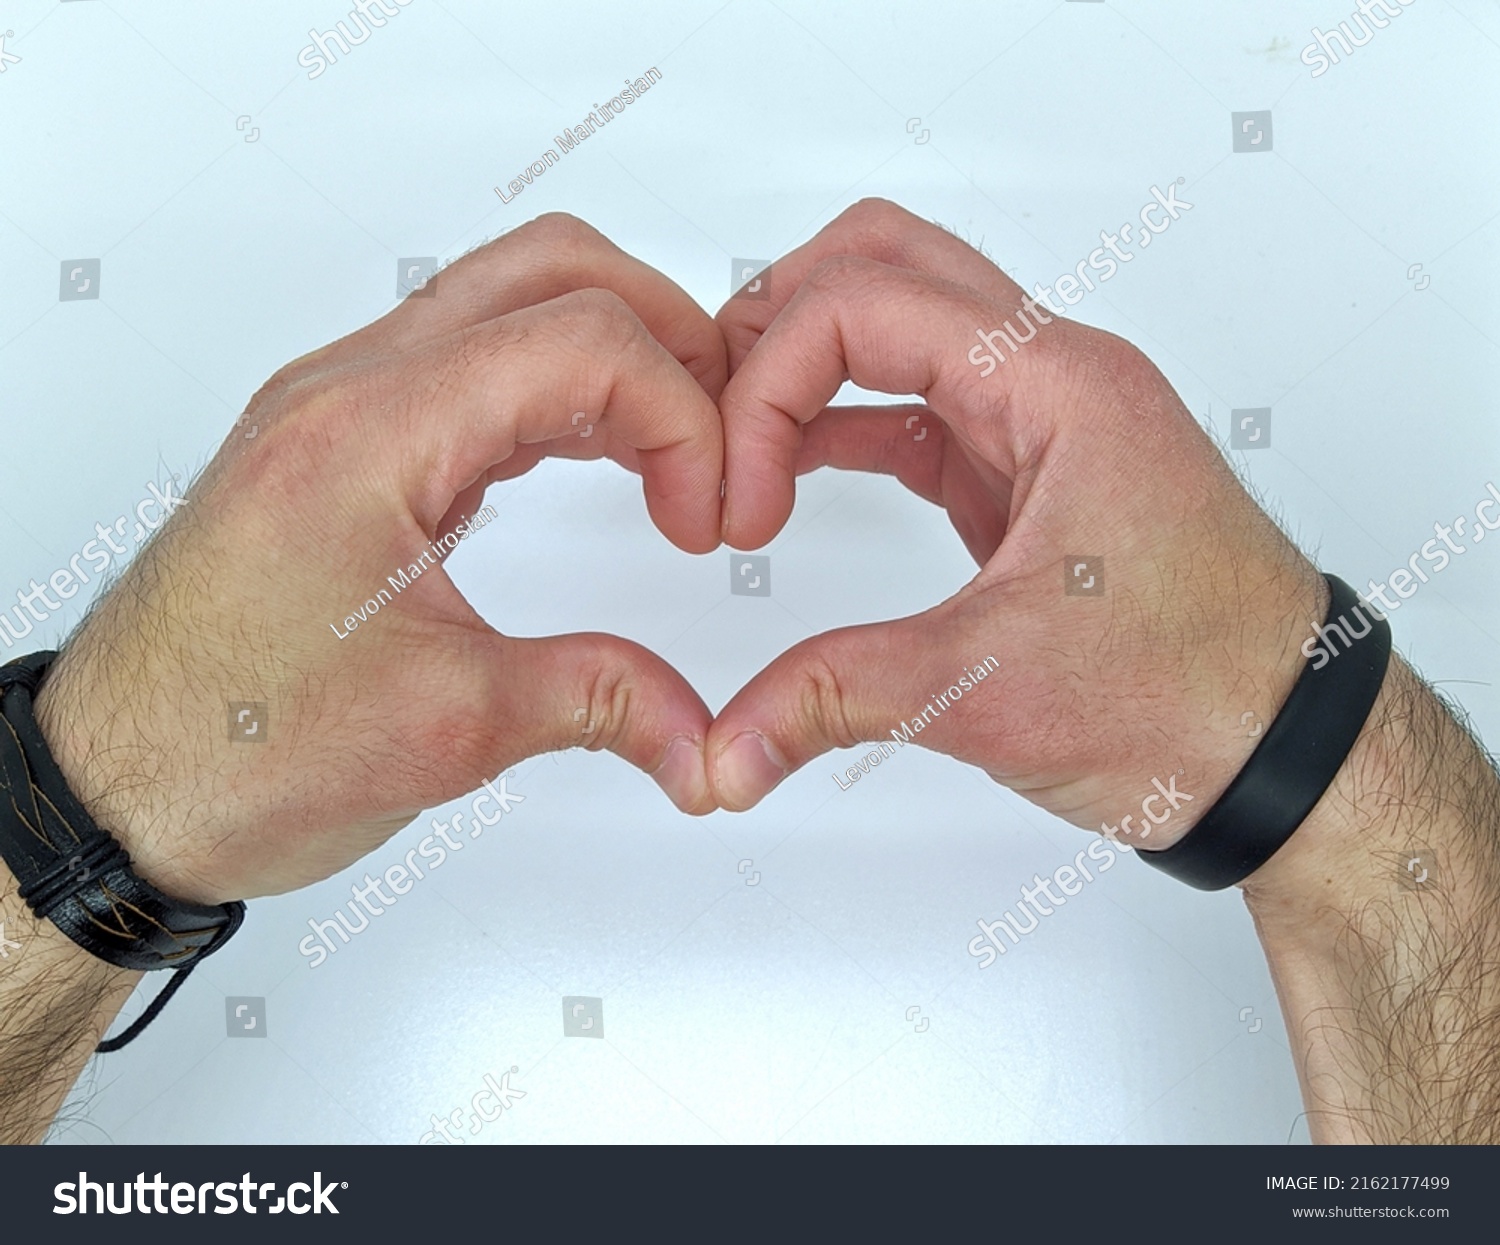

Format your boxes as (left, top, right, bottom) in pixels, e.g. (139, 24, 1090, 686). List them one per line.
(439, 202, 1324, 866)
(35, 201, 1327, 907)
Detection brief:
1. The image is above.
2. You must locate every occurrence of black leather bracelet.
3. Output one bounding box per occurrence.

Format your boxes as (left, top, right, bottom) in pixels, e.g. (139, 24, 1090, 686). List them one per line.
(1136, 574, 1392, 891)
(0, 651, 245, 1051)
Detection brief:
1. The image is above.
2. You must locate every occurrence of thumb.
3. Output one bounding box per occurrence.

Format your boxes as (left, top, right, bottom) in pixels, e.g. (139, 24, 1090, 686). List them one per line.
(706, 613, 991, 811)
(487, 631, 716, 815)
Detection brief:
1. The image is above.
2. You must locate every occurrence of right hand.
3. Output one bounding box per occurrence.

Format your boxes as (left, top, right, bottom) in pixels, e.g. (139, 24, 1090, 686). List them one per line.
(706, 198, 1329, 864)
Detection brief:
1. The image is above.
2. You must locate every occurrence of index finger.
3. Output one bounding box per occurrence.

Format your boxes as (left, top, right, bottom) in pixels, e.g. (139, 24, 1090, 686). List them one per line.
(383, 214, 729, 401)
(717, 198, 1036, 371)
(718, 255, 1072, 549)
(343, 286, 724, 554)
(278, 213, 728, 403)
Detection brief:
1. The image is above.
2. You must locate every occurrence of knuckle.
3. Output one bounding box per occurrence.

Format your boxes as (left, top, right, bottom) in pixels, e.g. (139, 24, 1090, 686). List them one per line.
(516, 211, 606, 254)
(552, 286, 642, 350)
(794, 649, 860, 752)
(242, 363, 307, 418)
(835, 196, 911, 233)
(240, 346, 354, 438)
(579, 655, 636, 753)
(1083, 327, 1150, 371)
(1072, 328, 1165, 399)
(285, 374, 369, 435)
(253, 340, 343, 400)
(826, 199, 937, 269)
(802, 253, 882, 299)
(228, 377, 371, 503)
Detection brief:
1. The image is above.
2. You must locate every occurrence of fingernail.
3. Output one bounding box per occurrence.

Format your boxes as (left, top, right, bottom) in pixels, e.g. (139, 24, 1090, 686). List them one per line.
(715, 730, 789, 811)
(653, 736, 707, 813)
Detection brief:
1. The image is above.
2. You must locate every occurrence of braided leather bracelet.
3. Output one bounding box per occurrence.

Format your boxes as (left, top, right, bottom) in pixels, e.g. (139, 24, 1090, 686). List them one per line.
(0, 652, 245, 1051)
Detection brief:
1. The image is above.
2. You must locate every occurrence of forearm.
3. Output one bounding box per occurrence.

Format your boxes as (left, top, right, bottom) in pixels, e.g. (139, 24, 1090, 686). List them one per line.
(0, 875, 137, 1144)
(1244, 656, 1500, 1143)
(0, 639, 175, 1146)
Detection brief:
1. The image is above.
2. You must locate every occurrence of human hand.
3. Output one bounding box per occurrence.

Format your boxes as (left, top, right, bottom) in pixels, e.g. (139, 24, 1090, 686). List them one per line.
(32, 214, 727, 905)
(705, 198, 1327, 855)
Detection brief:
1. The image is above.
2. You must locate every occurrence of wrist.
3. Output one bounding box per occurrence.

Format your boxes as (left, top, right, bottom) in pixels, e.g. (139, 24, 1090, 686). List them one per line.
(1106, 551, 1330, 854)
(30, 644, 222, 906)
(0, 863, 139, 997)
(1239, 656, 1434, 926)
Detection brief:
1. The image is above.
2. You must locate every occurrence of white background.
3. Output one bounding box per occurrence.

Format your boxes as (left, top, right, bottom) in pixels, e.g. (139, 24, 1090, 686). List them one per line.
(1, 0, 1497, 1144)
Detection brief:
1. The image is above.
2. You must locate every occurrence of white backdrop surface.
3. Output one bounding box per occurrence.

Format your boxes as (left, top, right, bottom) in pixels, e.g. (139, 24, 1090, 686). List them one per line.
(0, 0, 1496, 1144)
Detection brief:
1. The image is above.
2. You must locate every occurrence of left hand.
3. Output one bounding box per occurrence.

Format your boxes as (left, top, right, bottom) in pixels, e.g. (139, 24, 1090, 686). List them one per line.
(32, 213, 729, 904)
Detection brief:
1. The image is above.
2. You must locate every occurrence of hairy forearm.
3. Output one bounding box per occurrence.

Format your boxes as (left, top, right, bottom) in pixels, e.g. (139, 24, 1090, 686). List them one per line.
(1245, 656, 1500, 1143)
(0, 876, 137, 1144)
(0, 644, 163, 1145)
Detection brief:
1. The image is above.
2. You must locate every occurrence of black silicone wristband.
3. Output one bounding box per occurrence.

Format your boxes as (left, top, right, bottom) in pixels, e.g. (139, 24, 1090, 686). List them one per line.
(1135, 573, 1392, 890)
(0, 652, 245, 971)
